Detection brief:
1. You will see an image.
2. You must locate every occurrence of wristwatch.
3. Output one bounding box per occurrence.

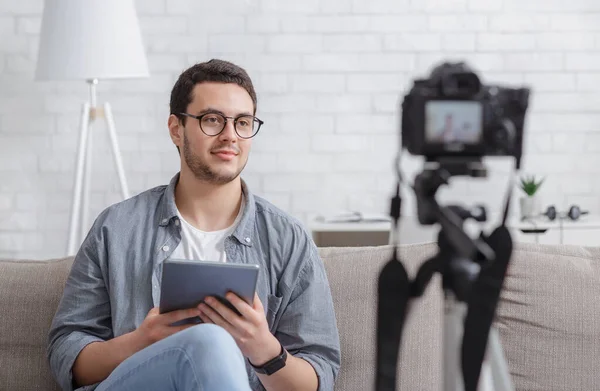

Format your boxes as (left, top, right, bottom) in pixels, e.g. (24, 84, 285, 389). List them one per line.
(249, 342, 287, 375)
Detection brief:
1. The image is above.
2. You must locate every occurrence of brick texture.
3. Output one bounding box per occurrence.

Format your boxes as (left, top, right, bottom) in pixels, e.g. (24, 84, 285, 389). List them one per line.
(1, 0, 600, 258)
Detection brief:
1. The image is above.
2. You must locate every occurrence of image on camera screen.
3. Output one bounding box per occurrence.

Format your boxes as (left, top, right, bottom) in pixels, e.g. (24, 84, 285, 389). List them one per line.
(425, 101, 483, 145)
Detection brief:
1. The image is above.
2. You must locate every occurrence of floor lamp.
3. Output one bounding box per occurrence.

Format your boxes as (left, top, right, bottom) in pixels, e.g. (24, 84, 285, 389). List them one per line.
(35, 0, 150, 256)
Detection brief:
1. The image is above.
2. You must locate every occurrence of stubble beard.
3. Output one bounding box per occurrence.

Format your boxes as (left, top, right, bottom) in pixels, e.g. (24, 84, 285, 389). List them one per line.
(182, 130, 246, 185)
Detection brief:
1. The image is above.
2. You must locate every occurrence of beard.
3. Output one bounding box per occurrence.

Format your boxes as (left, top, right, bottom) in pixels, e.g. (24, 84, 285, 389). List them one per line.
(182, 129, 247, 185)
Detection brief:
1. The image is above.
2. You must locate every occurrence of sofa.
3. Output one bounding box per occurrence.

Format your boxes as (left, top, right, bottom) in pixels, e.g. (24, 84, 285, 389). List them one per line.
(1, 242, 599, 391)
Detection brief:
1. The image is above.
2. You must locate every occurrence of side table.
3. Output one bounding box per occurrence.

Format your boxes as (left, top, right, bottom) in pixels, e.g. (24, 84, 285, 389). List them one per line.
(309, 221, 392, 247)
(506, 216, 600, 246)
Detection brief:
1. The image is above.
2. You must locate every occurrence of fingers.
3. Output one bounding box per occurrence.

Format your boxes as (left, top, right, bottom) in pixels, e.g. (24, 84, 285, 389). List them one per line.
(201, 297, 246, 329)
(225, 293, 259, 322)
(198, 302, 241, 339)
(252, 292, 264, 313)
(164, 307, 201, 324)
(170, 323, 197, 334)
(198, 312, 214, 325)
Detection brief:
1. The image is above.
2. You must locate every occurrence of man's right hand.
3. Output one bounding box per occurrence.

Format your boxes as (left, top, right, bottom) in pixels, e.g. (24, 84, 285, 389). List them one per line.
(72, 306, 202, 388)
(135, 307, 202, 346)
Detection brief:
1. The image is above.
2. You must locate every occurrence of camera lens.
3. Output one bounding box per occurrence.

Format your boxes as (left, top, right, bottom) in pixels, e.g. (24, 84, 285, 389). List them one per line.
(494, 128, 508, 145)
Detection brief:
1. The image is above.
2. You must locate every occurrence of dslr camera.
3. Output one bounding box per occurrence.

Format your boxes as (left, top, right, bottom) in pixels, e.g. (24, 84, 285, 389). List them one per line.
(401, 61, 530, 162)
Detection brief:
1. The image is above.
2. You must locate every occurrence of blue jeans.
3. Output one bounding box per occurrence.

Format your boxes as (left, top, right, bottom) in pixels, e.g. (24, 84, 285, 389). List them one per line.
(95, 324, 252, 391)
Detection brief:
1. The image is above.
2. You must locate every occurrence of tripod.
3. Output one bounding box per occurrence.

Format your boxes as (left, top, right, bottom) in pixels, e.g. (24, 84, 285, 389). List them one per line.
(376, 158, 515, 391)
(66, 79, 130, 256)
(444, 293, 513, 391)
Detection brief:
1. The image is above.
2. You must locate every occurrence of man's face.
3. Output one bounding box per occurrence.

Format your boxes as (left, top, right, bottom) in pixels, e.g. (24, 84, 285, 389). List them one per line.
(172, 82, 254, 185)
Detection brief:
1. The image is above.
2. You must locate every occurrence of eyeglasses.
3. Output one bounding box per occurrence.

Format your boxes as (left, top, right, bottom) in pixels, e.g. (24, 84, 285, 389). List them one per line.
(179, 112, 263, 139)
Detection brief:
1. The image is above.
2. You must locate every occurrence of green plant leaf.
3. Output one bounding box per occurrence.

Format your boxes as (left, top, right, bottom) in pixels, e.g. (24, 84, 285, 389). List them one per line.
(518, 175, 545, 196)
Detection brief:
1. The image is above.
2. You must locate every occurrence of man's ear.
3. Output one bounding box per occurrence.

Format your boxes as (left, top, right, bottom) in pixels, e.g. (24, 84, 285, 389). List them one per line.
(168, 114, 183, 149)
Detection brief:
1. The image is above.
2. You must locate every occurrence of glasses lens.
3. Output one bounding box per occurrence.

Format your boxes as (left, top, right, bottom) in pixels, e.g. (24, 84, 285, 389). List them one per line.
(236, 116, 259, 138)
(200, 113, 225, 135)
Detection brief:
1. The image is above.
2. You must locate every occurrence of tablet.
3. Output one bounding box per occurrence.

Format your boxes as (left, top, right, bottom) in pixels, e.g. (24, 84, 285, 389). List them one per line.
(159, 259, 260, 325)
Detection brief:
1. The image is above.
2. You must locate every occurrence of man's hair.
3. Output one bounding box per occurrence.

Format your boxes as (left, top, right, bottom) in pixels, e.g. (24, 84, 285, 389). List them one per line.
(170, 59, 258, 124)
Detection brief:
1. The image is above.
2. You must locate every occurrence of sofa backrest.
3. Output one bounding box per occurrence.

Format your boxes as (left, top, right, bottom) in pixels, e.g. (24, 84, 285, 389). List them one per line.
(321, 242, 600, 391)
(1, 242, 600, 391)
(0, 257, 70, 391)
(320, 243, 443, 391)
(495, 243, 600, 390)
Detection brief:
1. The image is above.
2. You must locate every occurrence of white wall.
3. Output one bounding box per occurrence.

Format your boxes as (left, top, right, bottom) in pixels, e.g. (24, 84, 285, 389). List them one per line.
(1, 0, 600, 259)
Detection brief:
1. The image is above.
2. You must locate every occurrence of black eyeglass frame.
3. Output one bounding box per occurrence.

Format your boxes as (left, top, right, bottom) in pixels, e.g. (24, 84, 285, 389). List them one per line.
(178, 112, 264, 139)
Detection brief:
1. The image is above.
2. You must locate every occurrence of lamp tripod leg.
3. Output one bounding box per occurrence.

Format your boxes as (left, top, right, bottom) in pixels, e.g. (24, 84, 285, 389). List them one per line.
(67, 103, 91, 256)
(80, 115, 94, 245)
(104, 102, 129, 199)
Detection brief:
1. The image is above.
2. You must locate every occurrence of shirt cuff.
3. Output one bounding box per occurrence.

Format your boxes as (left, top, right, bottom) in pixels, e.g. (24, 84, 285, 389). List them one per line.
(51, 331, 104, 391)
(295, 353, 335, 391)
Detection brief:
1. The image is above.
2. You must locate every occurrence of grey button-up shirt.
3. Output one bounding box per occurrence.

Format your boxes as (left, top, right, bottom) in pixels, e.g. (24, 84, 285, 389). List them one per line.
(47, 173, 341, 391)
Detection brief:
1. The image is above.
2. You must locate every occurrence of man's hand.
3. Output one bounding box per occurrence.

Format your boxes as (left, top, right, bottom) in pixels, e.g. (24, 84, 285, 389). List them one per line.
(198, 293, 281, 366)
(72, 307, 200, 387)
(135, 307, 202, 347)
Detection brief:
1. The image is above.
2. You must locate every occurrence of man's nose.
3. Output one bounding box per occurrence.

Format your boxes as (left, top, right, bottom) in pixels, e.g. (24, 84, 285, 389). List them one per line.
(219, 119, 238, 141)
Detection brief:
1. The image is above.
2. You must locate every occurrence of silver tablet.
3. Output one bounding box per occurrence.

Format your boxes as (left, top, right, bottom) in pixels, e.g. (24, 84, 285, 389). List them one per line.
(159, 259, 260, 324)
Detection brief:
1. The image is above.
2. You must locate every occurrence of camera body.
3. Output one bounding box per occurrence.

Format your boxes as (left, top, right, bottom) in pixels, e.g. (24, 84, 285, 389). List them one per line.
(401, 62, 530, 163)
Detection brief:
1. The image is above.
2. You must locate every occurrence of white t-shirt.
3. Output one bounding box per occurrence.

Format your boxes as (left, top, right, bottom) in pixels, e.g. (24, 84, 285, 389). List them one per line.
(170, 197, 245, 263)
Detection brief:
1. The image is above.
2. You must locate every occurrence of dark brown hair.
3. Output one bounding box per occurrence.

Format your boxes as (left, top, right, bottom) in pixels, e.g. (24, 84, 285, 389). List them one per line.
(170, 59, 257, 124)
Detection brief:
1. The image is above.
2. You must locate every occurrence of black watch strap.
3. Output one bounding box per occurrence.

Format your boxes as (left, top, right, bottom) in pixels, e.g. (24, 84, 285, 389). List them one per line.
(250, 343, 287, 375)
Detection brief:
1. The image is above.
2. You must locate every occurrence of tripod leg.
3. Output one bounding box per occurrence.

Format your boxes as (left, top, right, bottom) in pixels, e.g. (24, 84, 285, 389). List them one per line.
(444, 293, 466, 391)
(104, 102, 130, 199)
(67, 103, 91, 256)
(488, 328, 515, 391)
(375, 254, 410, 391)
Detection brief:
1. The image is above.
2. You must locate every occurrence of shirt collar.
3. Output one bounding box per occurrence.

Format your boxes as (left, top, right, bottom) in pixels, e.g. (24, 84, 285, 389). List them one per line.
(158, 172, 256, 247)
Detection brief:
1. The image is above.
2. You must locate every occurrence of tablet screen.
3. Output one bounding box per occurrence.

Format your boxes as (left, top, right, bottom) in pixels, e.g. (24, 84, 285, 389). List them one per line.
(159, 259, 260, 320)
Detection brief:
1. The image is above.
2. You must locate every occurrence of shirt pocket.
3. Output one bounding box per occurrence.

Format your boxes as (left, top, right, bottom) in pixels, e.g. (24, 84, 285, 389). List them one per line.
(266, 293, 283, 332)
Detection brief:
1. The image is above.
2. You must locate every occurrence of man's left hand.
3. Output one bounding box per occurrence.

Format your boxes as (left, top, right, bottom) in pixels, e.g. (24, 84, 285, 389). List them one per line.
(198, 292, 281, 366)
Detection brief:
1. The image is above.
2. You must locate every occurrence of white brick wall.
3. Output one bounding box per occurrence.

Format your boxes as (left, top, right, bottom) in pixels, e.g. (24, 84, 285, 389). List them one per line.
(1, 0, 600, 259)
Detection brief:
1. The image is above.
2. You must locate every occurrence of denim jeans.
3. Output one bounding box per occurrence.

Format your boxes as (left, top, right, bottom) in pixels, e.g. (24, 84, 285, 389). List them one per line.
(94, 324, 252, 391)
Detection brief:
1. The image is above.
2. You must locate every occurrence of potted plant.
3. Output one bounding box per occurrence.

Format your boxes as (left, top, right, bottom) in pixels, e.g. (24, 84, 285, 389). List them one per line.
(518, 175, 544, 219)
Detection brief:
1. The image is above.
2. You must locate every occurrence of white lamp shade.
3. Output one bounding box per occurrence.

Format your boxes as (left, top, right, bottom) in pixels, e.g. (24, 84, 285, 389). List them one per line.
(35, 0, 150, 81)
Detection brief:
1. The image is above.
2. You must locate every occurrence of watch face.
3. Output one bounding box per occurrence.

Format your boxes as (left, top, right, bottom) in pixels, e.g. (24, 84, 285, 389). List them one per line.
(264, 356, 286, 375)
(254, 346, 287, 375)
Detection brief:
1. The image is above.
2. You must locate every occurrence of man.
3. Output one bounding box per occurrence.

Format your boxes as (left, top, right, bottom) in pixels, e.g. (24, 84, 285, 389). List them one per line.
(47, 59, 341, 391)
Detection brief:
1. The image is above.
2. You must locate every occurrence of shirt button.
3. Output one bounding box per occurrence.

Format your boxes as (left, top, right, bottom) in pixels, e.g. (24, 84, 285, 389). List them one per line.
(245, 237, 251, 243)
(162, 245, 170, 252)
(162, 218, 168, 224)
(175, 219, 180, 226)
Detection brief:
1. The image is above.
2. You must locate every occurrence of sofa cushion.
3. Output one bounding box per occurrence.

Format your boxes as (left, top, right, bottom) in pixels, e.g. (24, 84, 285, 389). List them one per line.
(321, 242, 600, 391)
(2, 242, 600, 391)
(0, 257, 71, 391)
(496, 243, 600, 391)
(320, 243, 443, 391)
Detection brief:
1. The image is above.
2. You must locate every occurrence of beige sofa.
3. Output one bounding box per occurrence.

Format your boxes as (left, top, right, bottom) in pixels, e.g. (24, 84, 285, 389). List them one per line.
(1, 242, 599, 390)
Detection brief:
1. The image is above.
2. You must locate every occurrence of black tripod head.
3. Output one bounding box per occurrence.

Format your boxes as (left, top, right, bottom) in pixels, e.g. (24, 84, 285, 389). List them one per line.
(411, 157, 496, 302)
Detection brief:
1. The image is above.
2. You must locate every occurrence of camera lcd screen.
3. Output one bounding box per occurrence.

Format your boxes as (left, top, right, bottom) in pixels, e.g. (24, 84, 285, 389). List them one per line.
(425, 101, 483, 145)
